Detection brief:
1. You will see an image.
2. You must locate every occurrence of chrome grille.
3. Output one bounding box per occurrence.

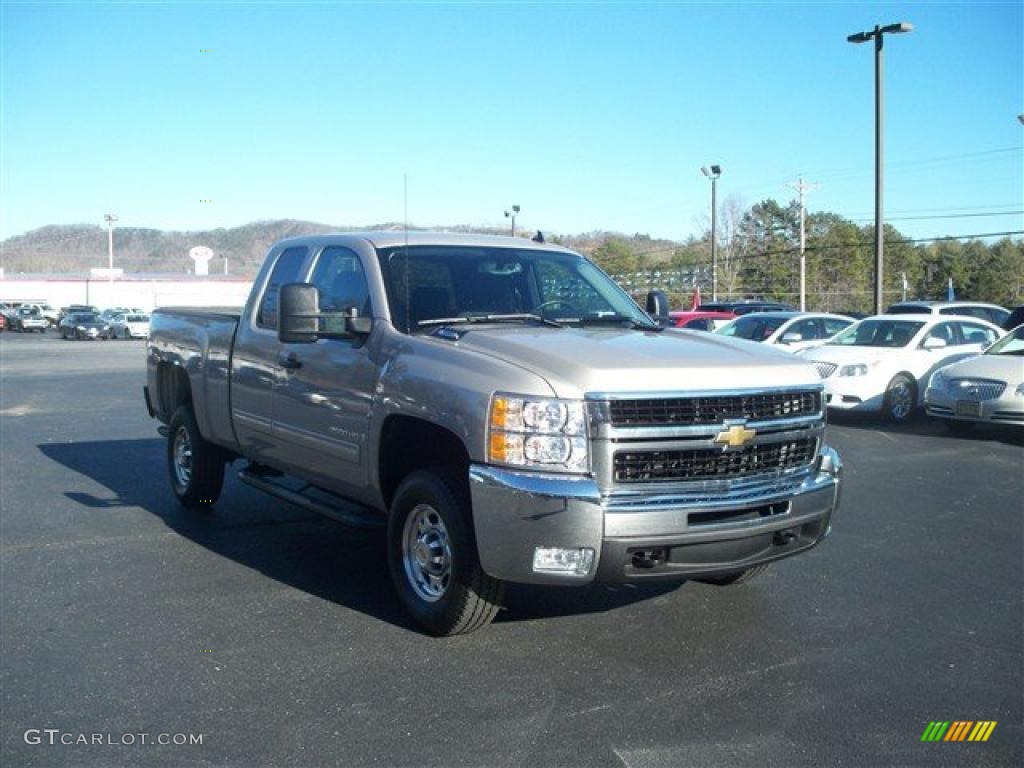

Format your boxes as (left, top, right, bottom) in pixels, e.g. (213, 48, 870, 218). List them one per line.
(947, 378, 1006, 401)
(607, 391, 821, 427)
(814, 362, 838, 379)
(613, 438, 818, 483)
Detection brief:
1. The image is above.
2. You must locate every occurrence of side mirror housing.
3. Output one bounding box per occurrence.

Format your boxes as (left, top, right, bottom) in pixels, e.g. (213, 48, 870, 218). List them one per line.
(780, 331, 803, 344)
(279, 283, 320, 344)
(922, 336, 947, 350)
(346, 315, 373, 337)
(645, 290, 670, 320)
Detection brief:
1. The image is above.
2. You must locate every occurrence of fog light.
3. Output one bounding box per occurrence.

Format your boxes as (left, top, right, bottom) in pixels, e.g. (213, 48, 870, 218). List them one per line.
(532, 547, 595, 576)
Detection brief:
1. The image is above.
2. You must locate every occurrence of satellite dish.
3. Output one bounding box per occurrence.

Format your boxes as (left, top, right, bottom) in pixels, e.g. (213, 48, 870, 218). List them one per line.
(189, 245, 214, 276)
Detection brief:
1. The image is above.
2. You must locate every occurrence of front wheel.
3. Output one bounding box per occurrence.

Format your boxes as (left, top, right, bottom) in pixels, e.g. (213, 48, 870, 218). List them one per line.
(167, 406, 226, 508)
(387, 470, 504, 636)
(883, 374, 917, 424)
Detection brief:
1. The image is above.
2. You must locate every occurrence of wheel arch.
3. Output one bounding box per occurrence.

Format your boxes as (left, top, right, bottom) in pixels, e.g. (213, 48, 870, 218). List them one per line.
(378, 415, 470, 511)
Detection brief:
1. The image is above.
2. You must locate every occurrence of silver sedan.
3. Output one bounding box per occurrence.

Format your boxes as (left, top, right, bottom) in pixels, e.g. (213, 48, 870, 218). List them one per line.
(924, 325, 1024, 428)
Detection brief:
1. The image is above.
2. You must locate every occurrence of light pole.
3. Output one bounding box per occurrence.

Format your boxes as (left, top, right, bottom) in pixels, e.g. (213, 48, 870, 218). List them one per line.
(504, 205, 520, 237)
(103, 213, 119, 283)
(700, 165, 721, 301)
(848, 21, 912, 314)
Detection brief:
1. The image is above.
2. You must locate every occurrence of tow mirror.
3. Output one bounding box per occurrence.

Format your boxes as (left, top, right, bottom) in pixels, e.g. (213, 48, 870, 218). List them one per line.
(279, 283, 320, 344)
(922, 336, 947, 350)
(645, 290, 670, 324)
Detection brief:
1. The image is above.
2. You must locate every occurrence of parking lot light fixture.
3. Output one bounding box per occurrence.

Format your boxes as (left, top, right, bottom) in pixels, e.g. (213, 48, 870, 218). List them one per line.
(504, 204, 521, 237)
(104, 213, 119, 283)
(847, 21, 913, 315)
(700, 165, 722, 301)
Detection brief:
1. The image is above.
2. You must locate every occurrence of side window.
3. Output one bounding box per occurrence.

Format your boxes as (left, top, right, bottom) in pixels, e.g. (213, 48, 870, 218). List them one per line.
(788, 318, 820, 340)
(685, 318, 709, 330)
(957, 322, 998, 347)
(309, 246, 372, 335)
(925, 322, 957, 346)
(257, 247, 308, 329)
(823, 318, 851, 336)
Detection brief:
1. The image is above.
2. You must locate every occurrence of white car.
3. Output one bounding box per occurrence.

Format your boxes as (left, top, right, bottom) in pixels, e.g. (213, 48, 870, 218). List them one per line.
(796, 314, 1003, 423)
(109, 313, 151, 339)
(886, 300, 1009, 327)
(925, 324, 1024, 429)
(716, 312, 855, 353)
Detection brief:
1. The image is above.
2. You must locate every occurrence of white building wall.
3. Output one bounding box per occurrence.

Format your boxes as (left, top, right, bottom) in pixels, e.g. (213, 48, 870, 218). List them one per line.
(0, 277, 253, 311)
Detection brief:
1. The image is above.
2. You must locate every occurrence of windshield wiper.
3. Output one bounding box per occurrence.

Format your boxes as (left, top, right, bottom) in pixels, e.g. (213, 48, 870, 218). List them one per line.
(417, 313, 564, 329)
(576, 314, 662, 332)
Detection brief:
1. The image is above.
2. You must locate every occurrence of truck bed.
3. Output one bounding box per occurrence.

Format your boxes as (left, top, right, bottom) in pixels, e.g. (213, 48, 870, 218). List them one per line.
(148, 306, 243, 451)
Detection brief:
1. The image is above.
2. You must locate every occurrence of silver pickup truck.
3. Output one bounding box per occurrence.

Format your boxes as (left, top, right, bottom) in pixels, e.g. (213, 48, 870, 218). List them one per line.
(145, 232, 842, 635)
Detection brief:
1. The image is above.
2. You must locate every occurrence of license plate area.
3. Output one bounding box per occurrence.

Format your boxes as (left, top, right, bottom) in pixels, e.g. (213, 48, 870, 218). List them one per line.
(955, 400, 982, 417)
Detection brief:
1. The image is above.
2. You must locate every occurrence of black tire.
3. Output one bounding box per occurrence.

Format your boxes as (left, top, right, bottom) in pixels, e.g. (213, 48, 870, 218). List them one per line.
(167, 405, 226, 509)
(387, 469, 504, 636)
(699, 563, 771, 586)
(883, 373, 917, 424)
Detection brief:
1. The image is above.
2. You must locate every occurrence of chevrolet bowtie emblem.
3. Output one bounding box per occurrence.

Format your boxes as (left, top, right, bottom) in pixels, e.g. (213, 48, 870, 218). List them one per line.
(714, 423, 757, 449)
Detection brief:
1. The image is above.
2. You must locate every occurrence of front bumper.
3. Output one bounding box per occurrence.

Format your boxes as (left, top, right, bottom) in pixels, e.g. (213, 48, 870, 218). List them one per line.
(469, 446, 842, 585)
(822, 374, 886, 412)
(924, 387, 1024, 426)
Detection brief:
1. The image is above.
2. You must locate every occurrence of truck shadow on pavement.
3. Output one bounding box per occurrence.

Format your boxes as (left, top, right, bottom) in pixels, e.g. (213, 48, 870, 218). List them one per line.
(827, 410, 1024, 446)
(38, 438, 680, 632)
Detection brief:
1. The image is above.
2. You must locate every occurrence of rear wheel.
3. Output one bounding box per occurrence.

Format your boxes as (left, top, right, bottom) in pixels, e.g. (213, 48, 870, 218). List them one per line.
(167, 406, 225, 508)
(699, 563, 771, 586)
(387, 470, 504, 635)
(883, 374, 916, 424)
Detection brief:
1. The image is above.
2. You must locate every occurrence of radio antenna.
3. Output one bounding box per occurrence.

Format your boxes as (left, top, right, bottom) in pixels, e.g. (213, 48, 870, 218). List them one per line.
(403, 173, 410, 333)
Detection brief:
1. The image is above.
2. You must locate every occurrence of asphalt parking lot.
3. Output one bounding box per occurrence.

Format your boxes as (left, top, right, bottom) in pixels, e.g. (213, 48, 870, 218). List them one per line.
(1, 331, 1021, 768)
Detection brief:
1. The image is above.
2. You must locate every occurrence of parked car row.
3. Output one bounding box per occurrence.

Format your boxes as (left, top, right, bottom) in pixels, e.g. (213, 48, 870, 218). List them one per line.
(57, 311, 151, 340)
(663, 297, 1021, 429)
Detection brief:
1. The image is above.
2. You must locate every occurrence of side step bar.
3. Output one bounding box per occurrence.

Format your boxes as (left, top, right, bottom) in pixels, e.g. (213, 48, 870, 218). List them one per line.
(238, 469, 385, 530)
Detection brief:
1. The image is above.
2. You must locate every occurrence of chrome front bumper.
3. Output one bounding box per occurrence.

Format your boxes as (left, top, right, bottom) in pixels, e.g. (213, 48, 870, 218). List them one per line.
(468, 447, 842, 585)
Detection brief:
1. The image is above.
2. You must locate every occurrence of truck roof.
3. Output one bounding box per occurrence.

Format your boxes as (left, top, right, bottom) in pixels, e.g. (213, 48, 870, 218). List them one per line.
(271, 231, 578, 254)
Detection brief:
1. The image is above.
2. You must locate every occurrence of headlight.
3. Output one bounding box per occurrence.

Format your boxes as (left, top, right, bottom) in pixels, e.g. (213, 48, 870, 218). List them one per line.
(929, 369, 946, 390)
(1015, 383, 1024, 398)
(488, 394, 588, 473)
(76, 325, 85, 331)
(839, 364, 868, 377)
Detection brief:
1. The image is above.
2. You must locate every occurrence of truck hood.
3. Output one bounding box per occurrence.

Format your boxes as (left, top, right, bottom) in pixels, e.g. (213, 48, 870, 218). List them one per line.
(453, 327, 821, 397)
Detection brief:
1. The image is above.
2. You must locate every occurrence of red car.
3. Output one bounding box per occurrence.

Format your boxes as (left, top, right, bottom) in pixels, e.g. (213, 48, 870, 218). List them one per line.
(669, 310, 735, 331)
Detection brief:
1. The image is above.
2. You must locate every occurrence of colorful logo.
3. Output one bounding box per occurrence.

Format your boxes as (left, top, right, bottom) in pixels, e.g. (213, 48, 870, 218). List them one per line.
(921, 721, 997, 742)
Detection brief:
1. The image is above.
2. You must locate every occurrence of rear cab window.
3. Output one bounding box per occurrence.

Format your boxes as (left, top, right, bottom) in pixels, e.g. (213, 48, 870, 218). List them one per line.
(257, 246, 309, 329)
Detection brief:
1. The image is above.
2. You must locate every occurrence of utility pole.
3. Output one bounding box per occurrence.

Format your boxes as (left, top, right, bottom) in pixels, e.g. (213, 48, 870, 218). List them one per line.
(787, 177, 818, 311)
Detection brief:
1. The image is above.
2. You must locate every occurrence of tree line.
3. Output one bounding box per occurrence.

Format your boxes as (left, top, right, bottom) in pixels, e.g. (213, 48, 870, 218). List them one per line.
(578, 198, 1024, 313)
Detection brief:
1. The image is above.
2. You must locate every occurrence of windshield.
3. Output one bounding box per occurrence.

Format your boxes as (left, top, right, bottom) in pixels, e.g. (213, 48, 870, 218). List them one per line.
(984, 326, 1023, 356)
(828, 319, 925, 348)
(887, 305, 929, 315)
(73, 313, 100, 323)
(377, 245, 655, 332)
(127, 314, 148, 322)
(716, 315, 789, 341)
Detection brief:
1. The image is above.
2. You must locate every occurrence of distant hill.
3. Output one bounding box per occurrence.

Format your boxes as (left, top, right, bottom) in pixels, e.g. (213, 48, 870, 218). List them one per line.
(0, 220, 680, 277)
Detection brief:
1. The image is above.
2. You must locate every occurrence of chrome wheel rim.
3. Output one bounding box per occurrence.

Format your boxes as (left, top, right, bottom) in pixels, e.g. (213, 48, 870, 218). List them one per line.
(401, 504, 452, 603)
(890, 382, 912, 420)
(172, 426, 193, 488)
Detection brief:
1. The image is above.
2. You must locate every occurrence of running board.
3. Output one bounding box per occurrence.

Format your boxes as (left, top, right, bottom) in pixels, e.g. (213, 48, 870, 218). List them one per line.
(238, 469, 385, 530)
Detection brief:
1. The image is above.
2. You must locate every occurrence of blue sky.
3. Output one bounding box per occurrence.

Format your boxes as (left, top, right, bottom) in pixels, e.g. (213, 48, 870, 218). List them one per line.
(2, 0, 1021, 242)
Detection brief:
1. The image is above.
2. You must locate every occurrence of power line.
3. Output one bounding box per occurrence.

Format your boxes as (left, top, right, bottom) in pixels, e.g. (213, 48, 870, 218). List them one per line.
(850, 210, 1024, 223)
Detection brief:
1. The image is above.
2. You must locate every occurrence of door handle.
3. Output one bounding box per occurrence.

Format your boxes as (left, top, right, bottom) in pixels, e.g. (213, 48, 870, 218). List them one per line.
(278, 352, 302, 370)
